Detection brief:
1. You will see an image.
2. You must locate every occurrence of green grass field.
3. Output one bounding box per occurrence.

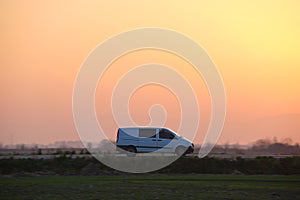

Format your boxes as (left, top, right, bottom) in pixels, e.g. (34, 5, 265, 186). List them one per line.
(0, 175, 299, 200)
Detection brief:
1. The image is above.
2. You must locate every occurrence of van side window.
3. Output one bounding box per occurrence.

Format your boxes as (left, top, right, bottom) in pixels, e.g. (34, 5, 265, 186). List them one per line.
(159, 129, 174, 139)
(139, 129, 156, 138)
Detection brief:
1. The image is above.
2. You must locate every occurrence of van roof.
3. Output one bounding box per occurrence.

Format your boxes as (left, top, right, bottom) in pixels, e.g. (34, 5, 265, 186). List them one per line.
(119, 127, 162, 130)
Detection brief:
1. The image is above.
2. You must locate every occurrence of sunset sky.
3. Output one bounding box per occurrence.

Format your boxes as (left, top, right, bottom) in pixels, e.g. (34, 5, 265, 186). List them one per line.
(1, 1, 300, 145)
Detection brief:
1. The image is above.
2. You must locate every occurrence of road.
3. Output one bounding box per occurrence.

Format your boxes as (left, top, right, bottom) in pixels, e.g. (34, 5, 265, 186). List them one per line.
(0, 153, 298, 159)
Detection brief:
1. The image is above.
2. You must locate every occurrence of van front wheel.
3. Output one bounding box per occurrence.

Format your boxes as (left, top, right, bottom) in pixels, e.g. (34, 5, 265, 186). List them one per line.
(175, 146, 187, 156)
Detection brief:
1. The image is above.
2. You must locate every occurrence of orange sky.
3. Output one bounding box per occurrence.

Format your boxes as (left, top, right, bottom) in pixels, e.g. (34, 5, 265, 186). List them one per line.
(1, 1, 300, 145)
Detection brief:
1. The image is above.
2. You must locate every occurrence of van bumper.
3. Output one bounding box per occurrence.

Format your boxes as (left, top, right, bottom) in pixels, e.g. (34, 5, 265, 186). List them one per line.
(186, 145, 194, 154)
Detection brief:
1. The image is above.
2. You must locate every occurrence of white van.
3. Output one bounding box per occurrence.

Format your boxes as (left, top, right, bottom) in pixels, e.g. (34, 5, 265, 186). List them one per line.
(116, 127, 194, 156)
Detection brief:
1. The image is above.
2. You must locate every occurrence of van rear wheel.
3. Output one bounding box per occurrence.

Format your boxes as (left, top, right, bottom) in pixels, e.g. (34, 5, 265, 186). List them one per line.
(126, 146, 137, 156)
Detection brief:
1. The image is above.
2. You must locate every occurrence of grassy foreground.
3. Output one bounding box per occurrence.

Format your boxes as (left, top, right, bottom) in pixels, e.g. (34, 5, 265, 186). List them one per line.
(0, 175, 299, 200)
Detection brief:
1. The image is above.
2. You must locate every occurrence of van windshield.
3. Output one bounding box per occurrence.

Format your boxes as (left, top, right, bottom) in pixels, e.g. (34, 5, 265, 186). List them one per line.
(169, 129, 181, 138)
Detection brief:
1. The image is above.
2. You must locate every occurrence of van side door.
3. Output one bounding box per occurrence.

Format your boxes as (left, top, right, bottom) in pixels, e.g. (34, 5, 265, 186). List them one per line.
(158, 128, 175, 152)
(137, 128, 158, 152)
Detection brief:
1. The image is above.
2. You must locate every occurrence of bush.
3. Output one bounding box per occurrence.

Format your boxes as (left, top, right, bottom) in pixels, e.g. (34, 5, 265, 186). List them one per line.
(0, 156, 299, 175)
